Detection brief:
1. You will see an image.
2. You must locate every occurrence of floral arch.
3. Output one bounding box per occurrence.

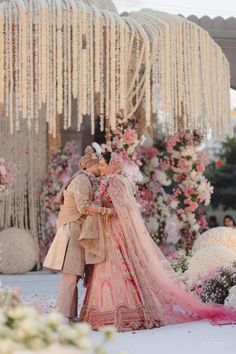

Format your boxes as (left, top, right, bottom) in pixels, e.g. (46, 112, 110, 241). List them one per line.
(0, 0, 231, 261)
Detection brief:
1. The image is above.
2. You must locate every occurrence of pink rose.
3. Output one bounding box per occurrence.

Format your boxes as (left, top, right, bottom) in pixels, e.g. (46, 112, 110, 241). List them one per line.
(143, 190, 154, 202)
(185, 201, 198, 213)
(195, 287, 204, 295)
(178, 159, 191, 170)
(122, 127, 137, 145)
(146, 147, 158, 158)
(176, 208, 185, 216)
(196, 163, 205, 172)
(166, 136, 178, 153)
(0, 165, 7, 177)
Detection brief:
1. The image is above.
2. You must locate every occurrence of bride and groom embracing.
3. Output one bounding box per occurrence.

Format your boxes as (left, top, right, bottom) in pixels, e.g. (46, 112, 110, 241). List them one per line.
(44, 145, 236, 331)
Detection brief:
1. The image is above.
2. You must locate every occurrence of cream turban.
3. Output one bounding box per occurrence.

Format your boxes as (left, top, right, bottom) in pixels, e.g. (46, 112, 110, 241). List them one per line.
(79, 146, 99, 170)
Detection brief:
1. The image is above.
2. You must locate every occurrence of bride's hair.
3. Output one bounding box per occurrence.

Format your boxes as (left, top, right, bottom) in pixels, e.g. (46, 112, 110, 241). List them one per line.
(102, 151, 112, 165)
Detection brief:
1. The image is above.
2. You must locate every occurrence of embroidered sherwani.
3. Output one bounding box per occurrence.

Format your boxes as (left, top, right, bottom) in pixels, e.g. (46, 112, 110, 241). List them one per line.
(43, 171, 94, 276)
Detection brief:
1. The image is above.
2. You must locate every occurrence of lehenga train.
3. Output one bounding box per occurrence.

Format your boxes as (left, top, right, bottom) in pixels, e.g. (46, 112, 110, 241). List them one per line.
(79, 155, 236, 331)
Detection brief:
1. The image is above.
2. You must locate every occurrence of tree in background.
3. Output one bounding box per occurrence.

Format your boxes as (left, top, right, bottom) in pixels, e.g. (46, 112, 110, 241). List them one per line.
(206, 137, 236, 210)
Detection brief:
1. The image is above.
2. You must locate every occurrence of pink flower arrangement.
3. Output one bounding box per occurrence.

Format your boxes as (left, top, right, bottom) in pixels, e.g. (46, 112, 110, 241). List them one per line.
(103, 116, 212, 252)
(146, 147, 158, 158)
(166, 136, 178, 153)
(0, 158, 17, 190)
(154, 130, 212, 249)
(122, 127, 138, 145)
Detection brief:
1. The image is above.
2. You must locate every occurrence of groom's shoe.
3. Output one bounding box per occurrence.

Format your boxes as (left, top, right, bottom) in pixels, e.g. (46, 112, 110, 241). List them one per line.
(64, 317, 70, 324)
(69, 316, 80, 323)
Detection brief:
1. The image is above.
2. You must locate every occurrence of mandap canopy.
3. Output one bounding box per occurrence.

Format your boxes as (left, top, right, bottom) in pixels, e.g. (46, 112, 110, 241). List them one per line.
(0, 0, 231, 254)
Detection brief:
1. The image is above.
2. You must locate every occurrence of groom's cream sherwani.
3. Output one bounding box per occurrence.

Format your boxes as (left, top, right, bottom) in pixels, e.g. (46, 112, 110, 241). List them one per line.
(43, 171, 93, 276)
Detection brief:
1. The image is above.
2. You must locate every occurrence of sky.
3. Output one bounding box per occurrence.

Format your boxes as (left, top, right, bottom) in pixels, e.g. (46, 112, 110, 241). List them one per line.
(114, 0, 236, 18)
(114, 0, 236, 109)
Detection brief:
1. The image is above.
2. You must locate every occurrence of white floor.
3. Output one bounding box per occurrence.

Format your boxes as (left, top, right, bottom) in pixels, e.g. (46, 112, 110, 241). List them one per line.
(1, 271, 236, 354)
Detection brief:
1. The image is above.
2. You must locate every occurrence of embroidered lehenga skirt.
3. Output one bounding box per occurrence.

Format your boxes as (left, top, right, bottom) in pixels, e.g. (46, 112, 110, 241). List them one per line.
(79, 216, 161, 331)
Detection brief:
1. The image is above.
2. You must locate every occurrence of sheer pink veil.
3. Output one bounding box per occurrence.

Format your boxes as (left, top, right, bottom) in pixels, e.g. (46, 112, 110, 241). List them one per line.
(107, 154, 236, 326)
(106, 153, 124, 176)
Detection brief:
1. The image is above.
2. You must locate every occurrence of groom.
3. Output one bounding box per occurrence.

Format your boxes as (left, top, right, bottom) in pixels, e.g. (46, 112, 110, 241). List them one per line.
(43, 146, 100, 322)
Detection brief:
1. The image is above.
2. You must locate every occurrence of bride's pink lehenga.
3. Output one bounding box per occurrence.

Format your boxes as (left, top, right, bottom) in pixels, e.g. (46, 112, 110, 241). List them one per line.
(79, 154, 236, 331)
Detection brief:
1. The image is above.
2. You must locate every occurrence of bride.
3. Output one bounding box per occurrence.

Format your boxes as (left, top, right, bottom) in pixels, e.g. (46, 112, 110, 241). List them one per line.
(79, 152, 236, 331)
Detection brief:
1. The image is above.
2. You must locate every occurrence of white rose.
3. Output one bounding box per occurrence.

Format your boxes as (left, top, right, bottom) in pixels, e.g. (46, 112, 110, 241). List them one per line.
(181, 146, 195, 157)
(146, 217, 159, 233)
(58, 326, 77, 342)
(190, 170, 197, 179)
(0, 312, 6, 325)
(165, 179, 171, 186)
(150, 157, 159, 168)
(46, 312, 64, 328)
(77, 337, 93, 350)
(0, 339, 19, 354)
(140, 176, 149, 185)
(8, 306, 37, 321)
(99, 325, 116, 341)
(74, 322, 91, 337)
(225, 285, 236, 309)
(170, 200, 178, 209)
(44, 330, 60, 344)
(27, 337, 45, 350)
(0, 324, 13, 338)
(16, 318, 39, 339)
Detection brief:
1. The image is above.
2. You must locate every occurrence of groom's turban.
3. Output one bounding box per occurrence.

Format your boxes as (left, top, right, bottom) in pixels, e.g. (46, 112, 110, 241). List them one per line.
(79, 146, 99, 170)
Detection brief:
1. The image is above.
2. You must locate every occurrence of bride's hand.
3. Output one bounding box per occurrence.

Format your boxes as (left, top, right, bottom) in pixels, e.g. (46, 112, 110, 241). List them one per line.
(109, 208, 117, 218)
(84, 207, 95, 216)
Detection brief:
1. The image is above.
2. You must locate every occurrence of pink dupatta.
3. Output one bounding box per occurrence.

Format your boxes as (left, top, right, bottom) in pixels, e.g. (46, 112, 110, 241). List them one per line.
(107, 153, 236, 326)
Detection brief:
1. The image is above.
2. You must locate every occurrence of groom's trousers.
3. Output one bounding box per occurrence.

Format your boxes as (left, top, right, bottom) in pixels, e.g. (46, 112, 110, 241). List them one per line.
(55, 272, 81, 318)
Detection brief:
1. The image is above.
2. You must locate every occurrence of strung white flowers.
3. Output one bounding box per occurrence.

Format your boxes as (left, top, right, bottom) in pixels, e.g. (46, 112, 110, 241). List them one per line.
(0, 0, 151, 136)
(0, 0, 231, 250)
(129, 9, 231, 138)
(0, 0, 231, 137)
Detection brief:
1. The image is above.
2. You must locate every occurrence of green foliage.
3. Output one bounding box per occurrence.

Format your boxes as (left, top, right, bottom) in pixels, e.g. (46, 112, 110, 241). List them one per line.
(221, 137, 236, 165)
(192, 267, 236, 304)
(206, 137, 236, 209)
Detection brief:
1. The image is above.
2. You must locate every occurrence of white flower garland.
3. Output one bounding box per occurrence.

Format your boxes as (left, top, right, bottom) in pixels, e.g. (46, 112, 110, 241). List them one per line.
(0, 1, 230, 136)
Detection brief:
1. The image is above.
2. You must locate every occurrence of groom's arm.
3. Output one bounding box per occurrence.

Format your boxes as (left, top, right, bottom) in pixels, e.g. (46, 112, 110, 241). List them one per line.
(72, 174, 94, 214)
(73, 174, 115, 216)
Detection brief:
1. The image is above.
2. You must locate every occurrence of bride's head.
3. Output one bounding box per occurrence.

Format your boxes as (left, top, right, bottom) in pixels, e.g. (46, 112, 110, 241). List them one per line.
(99, 152, 124, 176)
(98, 152, 112, 176)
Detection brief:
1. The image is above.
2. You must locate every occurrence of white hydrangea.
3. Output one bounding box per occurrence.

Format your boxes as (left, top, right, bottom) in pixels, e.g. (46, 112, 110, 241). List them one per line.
(150, 157, 159, 168)
(193, 227, 236, 255)
(99, 325, 116, 341)
(181, 146, 196, 159)
(225, 285, 236, 309)
(46, 311, 64, 328)
(185, 245, 236, 287)
(146, 217, 159, 233)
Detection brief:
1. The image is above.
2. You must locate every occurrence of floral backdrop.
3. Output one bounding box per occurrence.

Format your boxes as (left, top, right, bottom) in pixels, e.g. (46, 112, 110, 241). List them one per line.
(38, 113, 214, 266)
(102, 113, 213, 253)
(39, 114, 214, 262)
